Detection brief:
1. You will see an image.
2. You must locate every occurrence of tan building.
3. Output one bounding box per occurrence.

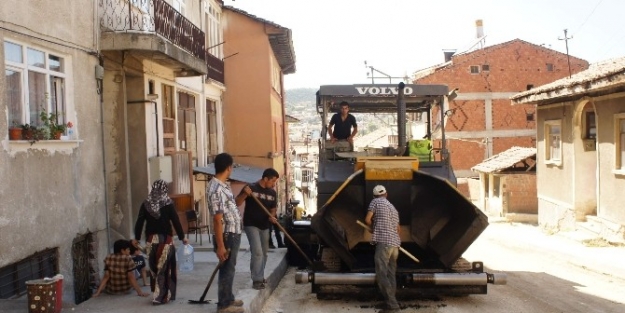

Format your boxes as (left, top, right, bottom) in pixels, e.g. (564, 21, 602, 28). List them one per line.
(221, 6, 296, 209)
(511, 56, 625, 243)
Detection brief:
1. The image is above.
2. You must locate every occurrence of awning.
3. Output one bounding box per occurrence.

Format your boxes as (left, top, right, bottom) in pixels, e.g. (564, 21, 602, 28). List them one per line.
(471, 146, 536, 173)
(193, 164, 264, 184)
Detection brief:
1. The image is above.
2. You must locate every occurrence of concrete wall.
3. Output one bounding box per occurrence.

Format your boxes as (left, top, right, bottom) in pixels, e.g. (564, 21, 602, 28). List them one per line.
(415, 39, 589, 178)
(536, 103, 576, 231)
(0, 0, 107, 303)
(595, 96, 625, 225)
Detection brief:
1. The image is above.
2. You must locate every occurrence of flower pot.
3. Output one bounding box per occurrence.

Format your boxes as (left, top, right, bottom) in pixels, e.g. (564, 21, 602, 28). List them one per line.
(23, 129, 34, 140)
(53, 131, 63, 140)
(9, 127, 22, 140)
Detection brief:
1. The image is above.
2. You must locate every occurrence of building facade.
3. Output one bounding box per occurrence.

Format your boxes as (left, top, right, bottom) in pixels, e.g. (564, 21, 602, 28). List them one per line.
(413, 39, 589, 195)
(511, 56, 625, 243)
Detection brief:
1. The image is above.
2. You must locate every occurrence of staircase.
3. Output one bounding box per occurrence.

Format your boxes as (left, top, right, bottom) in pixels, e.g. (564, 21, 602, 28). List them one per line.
(578, 215, 625, 244)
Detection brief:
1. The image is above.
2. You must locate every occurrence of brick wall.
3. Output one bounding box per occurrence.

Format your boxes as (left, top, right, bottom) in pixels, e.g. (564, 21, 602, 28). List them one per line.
(505, 173, 537, 214)
(415, 39, 589, 174)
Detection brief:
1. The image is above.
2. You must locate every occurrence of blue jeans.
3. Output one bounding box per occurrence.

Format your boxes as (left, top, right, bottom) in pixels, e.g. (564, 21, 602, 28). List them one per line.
(213, 232, 241, 308)
(244, 226, 269, 283)
(375, 243, 399, 309)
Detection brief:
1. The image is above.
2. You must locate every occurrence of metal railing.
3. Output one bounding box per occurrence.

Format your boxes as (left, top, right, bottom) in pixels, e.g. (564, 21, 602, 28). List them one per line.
(99, 0, 205, 60)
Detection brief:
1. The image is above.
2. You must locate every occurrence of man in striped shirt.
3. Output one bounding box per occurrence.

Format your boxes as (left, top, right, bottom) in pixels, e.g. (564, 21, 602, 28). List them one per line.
(207, 153, 244, 313)
(365, 185, 401, 313)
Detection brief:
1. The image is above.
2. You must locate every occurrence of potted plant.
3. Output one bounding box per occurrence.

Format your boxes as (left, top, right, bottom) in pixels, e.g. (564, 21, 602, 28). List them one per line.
(21, 124, 36, 140)
(9, 121, 23, 140)
(39, 111, 67, 140)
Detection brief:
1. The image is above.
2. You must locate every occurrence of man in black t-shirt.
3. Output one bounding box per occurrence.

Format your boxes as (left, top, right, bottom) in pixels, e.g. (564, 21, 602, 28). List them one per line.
(235, 168, 279, 290)
(329, 101, 358, 145)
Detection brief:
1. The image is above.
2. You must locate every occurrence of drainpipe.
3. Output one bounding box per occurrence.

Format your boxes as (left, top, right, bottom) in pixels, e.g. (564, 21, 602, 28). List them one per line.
(592, 101, 600, 216)
(98, 56, 111, 251)
(280, 72, 288, 213)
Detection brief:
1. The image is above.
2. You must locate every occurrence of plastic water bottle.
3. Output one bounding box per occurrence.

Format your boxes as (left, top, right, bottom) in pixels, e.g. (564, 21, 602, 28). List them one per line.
(178, 244, 194, 272)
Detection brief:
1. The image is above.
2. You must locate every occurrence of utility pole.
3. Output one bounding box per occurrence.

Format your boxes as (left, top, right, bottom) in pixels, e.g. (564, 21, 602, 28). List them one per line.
(558, 29, 573, 78)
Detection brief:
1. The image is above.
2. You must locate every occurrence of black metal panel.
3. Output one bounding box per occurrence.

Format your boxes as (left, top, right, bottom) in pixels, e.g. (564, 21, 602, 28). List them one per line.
(72, 234, 93, 305)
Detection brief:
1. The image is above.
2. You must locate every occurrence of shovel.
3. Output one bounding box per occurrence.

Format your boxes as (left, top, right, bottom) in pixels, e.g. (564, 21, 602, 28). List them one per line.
(249, 194, 326, 271)
(188, 249, 230, 304)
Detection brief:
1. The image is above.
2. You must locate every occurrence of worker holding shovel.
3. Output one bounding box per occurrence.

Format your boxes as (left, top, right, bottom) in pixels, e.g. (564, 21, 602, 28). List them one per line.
(205, 153, 244, 313)
(365, 185, 401, 313)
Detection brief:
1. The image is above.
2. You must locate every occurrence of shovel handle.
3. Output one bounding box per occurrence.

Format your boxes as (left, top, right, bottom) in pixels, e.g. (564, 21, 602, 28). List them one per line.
(356, 220, 420, 264)
(250, 194, 314, 267)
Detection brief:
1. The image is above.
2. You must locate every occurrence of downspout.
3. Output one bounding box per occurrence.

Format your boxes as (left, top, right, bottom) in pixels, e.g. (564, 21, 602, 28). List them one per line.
(95, 0, 111, 250)
(98, 56, 111, 251)
(280, 72, 288, 213)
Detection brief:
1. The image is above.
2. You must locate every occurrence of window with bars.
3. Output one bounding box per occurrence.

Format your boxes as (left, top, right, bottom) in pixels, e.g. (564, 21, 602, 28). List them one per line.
(0, 248, 58, 299)
(4, 41, 67, 129)
(470, 65, 479, 74)
(545, 120, 562, 164)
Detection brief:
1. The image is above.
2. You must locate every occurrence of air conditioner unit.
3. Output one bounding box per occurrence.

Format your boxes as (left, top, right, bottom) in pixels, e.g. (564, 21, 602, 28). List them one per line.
(149, 156, 173, 183)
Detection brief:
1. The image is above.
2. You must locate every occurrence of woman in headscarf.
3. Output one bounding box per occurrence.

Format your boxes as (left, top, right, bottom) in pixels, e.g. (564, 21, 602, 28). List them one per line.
(132, 179, 188, 305)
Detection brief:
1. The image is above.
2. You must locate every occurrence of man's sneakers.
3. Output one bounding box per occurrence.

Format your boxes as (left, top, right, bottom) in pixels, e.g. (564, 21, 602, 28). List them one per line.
(252, 281, 266, 290)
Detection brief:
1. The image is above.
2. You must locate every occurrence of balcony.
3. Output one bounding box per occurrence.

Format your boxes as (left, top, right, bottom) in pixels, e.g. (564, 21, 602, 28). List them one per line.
(99, 0, 207, 76)
(205, 51, 224, 84)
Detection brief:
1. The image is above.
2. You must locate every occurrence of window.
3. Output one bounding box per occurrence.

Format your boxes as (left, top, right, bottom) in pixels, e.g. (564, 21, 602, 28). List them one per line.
(615, 113, 625, 171)
(205, 1, 223, 59)
(0, 248, 58, 299)
(162, 84, 175, 152)
(173, 0, 185, 14)
(470, 65, 479, 74)
(481, 64, 490, 72)
(585, 111, 596, 139)
(546, 63, 554, 72)
(545, 120, 562, 164)
(178, 92, 197, 165)
(206, 99, 218, 162)
(4, 41, 67, 128)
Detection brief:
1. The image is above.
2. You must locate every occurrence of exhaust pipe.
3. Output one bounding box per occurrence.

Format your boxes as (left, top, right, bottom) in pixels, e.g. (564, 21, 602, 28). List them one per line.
(396, 82, 407, 156)
(295, 271, 507, 286)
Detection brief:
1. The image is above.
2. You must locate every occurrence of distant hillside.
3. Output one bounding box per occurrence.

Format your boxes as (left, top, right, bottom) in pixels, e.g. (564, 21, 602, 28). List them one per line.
(285, 88, 316, 106)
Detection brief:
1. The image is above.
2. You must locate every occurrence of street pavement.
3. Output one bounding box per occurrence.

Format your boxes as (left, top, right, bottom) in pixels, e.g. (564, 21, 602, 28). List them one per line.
(1, 233, 288, 313)
(2, 219, 625, 313)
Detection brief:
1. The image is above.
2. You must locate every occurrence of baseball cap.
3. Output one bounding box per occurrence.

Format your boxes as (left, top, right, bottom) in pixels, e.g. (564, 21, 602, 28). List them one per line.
(373, 185, 386, 196)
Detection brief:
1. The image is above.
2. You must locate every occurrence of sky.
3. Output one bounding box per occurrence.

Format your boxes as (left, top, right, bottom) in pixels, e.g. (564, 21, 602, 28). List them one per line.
(226, 0, 625, 89)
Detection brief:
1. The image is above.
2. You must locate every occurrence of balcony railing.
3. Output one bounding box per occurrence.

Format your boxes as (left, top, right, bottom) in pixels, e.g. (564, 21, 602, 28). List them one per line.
(99, 0, 205, 61)
(205, 51, 224, 84)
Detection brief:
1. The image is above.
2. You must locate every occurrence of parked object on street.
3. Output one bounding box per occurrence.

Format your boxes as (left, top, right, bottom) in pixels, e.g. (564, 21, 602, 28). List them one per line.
(285, 83, 506, 298)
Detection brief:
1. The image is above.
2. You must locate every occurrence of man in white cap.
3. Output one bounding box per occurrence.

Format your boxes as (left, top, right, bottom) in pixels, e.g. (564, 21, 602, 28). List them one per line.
(365, 185, 401, 313)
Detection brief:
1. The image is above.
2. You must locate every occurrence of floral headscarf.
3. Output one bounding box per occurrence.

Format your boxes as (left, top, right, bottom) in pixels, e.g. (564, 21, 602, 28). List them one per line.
(144, 179, 173, 219)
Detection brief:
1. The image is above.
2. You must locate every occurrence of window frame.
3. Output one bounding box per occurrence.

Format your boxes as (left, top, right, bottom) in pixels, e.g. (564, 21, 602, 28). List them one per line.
(4, 40, 67, 127)
(614, 113, 625, 174)
(544, 119, 562, 166)
(470, 65, 479, 74)
(584, 110, 596, 139)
